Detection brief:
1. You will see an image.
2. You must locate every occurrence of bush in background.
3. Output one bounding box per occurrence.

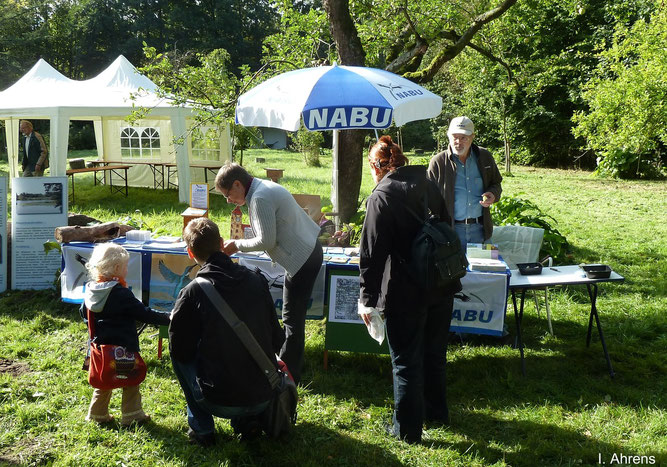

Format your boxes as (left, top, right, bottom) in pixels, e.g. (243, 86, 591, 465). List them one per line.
(293, 125, 323, 167)
(68, 121, 96, 150)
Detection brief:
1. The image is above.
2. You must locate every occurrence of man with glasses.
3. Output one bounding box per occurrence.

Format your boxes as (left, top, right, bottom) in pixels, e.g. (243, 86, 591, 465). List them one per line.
(427, 116, 503, 250)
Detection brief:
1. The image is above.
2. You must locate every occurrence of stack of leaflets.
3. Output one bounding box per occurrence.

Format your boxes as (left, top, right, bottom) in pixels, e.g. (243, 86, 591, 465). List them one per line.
(142, 236, 187, 250)
(467, 257, 507, 272)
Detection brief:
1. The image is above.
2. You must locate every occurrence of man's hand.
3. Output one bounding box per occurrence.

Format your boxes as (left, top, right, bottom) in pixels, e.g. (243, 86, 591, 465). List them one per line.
(480, 192, 495, 207)
(223, 239, 239, 255)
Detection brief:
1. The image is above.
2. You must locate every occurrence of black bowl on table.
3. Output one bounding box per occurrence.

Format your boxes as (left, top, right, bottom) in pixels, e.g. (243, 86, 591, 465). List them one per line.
(581, 264, 611, 279)
(516, 262, 543, 275)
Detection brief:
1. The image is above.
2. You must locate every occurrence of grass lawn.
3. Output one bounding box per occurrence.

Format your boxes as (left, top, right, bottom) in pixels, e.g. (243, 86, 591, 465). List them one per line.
(0, 149, 665, 466)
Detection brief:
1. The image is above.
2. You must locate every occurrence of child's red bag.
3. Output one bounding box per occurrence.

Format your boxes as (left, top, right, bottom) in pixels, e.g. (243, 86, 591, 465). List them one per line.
(87, 308, 147, 390)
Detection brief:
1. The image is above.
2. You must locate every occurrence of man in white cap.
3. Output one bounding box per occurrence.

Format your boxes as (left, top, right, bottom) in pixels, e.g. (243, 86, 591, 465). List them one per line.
(427, 116, 502, 250)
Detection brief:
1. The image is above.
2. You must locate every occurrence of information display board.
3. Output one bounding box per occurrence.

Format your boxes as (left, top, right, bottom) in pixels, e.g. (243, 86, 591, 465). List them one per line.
(12, 177, 67, 290)
(324, 267, 390, 355)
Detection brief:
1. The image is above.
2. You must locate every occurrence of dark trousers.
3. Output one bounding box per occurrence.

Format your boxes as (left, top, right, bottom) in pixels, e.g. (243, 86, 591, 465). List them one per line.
(385, 293, 454, 443)
(280, 242, 323, 384)
(171, 357, 269, 435)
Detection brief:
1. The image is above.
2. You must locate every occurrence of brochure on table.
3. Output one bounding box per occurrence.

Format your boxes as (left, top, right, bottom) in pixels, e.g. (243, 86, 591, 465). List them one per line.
(12, 177, 68, 290)
(0, 177, 7, 293)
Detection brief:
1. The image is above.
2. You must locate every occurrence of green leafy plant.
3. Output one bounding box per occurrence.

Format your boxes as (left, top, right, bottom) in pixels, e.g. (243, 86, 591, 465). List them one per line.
(117, 210, 152, 231)
(293, 125, 324, 167)
(490, 195, 570, 263)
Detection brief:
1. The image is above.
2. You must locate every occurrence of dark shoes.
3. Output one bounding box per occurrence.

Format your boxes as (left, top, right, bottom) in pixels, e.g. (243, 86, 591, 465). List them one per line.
(188, 428, 216, 447)
(383, 423, 420, 445)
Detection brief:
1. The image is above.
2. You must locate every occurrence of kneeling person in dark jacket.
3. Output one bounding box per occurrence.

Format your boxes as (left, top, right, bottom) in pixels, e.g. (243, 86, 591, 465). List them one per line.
(169, 218, 285, 446)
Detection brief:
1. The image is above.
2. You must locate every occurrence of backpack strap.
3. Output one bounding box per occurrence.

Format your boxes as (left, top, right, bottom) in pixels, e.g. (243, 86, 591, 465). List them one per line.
(194, 277, 281, 390)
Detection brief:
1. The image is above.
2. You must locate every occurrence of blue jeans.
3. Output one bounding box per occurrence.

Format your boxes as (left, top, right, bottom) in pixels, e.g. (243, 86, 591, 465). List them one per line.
(384, 294, 454, 443)
(454, 222, 484, 251)
(171, 357, 269, 435)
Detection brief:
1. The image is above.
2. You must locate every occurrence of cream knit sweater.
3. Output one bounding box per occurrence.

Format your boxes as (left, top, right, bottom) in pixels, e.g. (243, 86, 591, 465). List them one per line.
(235, 178, 320, 276)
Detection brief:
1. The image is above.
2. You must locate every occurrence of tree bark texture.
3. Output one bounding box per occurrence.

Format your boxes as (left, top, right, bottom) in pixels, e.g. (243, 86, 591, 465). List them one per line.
(336, 131, 365, 222)
(55, 222, 134, 243)
(324, 0, 367, 223)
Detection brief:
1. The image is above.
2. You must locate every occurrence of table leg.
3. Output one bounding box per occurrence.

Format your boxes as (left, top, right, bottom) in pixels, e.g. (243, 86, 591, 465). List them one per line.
(167, 166, 176, 189)
(158, 338, 163, 360)
(586, 284, 615, 378)
(109, 167, 129, 197)
(123, 167, 128, 196)
(511, 289, 527, 376)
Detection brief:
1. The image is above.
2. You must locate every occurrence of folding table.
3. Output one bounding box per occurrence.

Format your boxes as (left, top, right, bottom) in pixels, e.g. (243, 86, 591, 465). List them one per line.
(509, 265, 624, 377)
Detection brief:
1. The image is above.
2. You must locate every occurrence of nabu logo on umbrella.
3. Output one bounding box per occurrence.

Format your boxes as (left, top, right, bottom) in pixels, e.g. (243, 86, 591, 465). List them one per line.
(304, 106, 393, 130)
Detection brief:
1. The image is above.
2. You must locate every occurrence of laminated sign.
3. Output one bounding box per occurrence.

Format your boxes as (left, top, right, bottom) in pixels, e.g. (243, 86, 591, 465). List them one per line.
(450, 272, 508, 336)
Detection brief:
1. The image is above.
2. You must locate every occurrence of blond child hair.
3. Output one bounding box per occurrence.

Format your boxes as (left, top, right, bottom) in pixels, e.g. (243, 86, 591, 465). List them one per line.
(86, 243, 129, 282)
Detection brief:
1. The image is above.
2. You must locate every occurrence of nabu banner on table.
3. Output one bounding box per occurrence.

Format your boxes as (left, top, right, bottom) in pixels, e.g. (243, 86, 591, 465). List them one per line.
(238, 255, 325, 319)
(450, 272, 508, 336)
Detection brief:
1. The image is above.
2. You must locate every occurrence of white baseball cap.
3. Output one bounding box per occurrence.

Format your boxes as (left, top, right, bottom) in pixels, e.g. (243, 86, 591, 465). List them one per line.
(447, 116, 474, 136)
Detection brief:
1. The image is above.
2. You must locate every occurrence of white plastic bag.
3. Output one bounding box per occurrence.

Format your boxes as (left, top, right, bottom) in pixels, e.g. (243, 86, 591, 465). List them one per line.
(357, 301, 385, 345)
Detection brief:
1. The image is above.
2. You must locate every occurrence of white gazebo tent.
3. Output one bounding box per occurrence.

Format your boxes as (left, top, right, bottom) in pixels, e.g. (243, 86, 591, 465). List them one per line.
(0, 55, 231, 203)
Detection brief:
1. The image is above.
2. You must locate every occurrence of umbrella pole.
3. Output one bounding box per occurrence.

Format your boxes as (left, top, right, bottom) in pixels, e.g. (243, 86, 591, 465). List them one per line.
(331, 129, 340, 229)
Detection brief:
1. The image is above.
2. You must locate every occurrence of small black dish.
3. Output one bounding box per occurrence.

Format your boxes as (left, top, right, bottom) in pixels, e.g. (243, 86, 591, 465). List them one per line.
(581, 264, 611, 279)
(517, 262, 543, 275)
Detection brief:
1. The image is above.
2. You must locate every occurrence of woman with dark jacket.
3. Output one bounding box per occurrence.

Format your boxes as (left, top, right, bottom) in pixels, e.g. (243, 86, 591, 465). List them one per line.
(358, 135, 461, 444)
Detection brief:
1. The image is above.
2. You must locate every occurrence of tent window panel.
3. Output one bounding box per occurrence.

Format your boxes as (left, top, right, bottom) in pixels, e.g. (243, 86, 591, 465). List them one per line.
(120, 126, 161, 159)
(191, 127, 222, 162)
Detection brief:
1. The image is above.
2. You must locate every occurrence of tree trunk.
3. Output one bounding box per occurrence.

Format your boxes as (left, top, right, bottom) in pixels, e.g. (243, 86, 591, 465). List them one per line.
(502, 100, 511, 174)
(55, 222, 134, 243)
(324, 0, 367, 223)
(337, 131, 365, 221)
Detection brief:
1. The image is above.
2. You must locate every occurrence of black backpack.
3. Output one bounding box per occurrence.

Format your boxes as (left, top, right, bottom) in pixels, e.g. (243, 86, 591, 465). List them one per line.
(401, 196, 468, 290)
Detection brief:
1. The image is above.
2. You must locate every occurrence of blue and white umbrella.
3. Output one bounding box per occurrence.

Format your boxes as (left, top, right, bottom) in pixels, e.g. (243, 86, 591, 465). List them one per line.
(236, 64, 442, 131)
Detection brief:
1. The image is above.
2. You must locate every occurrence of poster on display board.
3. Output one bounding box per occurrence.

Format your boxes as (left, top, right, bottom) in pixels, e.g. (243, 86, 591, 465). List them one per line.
(148, 253, 199, 313)
(60, 244, 142, 303)
(11, 177, 68, 290)
(0, 177, 7, 293)
(324, 268, 389, 354)
(238, 255, 326, 319)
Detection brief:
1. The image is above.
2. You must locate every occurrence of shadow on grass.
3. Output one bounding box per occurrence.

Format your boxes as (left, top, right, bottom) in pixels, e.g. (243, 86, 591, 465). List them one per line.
(308, 309, 666, 412)
(107, 418, 403, 466)
(427, 410, 665, 467)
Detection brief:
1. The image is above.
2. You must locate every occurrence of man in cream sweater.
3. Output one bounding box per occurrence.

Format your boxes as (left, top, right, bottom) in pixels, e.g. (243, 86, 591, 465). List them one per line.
(215, 163, 322, 384)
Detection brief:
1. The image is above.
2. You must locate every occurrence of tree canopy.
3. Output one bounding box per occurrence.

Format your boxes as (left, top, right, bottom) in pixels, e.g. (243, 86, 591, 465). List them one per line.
(1, 0, 664, 197)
